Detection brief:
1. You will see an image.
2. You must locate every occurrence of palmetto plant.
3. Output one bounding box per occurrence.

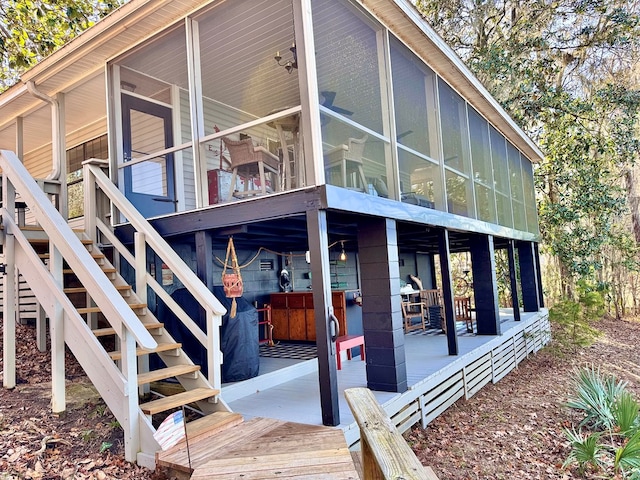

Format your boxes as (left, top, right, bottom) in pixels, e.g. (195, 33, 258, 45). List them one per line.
(564, 367, 640, 478)
(614, 392, 640, 436)
(615, 431, 640, 474)
(565, 365, 627, 430)
(563, 428, 604, 474)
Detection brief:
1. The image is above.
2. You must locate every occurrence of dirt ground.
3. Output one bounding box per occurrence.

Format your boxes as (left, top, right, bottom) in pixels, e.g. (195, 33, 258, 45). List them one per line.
(0, 315, 638, 479)
(407, 316, 640, 479)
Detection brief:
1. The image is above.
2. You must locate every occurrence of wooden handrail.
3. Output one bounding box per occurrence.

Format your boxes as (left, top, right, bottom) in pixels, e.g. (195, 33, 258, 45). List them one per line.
(0, 150, 156, 350)
(345, 387, 439, 480)
(86, 163, 226, 318)
(85, 162, 226, 388)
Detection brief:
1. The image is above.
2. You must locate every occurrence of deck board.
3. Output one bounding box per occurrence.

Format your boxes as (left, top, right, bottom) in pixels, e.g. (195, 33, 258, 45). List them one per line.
(160, 417, 359, 479)
(224, 311, 540, 430)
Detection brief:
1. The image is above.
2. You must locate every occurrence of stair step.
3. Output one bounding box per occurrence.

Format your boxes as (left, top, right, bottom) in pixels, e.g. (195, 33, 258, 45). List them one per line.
(64, 284, 131, 295)
(92, 321, 161, 337)
(40, 252, 105, 261)
(79, 303, 147, 316)
(140, 387, 219, 415)
(185, 411, 243, 442)
(109, 342, 181, 361)
(64, 267, 117, 276)
(30, 238, 94, 246)
(137, 364, 201, 385)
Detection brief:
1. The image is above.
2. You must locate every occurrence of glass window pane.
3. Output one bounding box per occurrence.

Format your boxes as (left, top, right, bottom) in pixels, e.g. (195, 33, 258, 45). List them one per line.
(398, 148, 442, 209)
(445, 169, 473, 217)
(522, 156, 536, 210)
(513, 201, 527, 231)
(323, 119, 387, 193)
(66, 134, 108, 219)
(468, 108, 492, 185)
(439, 79, 470, 174)
(508, 142, 524, 202)
(390, 37, 436, 158)
(314, 0, 383, 134)
(496, 191, 513, 228)
(490, 126, 510, 196)
(527, 206, 539, 235)
(475, 183, 496, 223)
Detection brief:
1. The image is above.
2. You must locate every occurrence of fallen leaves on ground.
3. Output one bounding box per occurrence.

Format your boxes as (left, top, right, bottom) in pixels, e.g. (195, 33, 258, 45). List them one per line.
(407, 315, 640, 479)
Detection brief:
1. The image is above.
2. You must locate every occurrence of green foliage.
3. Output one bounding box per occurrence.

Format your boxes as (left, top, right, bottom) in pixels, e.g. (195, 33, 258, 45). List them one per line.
(565, 365, 627, 429)
(99, 441, 112, 453)
(615, 431, 640, 473)
(0, 0, 124, 90)
(416, 0, 640, 301)
(549, 282, 604, 351)
(614, 392, 640, 436)
(563, 428, 604, 474)
(564, 367, 640, 477)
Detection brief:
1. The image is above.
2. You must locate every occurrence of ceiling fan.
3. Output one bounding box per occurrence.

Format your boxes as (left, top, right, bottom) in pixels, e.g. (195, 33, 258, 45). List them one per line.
(319, 91, 354, 116)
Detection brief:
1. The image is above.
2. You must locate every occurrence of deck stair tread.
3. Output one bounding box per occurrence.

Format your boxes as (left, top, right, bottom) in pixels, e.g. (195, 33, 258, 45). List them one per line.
(137, 364, 201, 385)
(140, 387, 219, 415)
(184, 412, 244, 441)
(64, 285, 130, 294)
(40, 252, 105, 260)
(79, 303, 147, 315)
(92, 321, 160, 336)
(158, 417, 360, 478)
(108, 342, 181, 361)
(64, 267, 117, 275)
(29, 238, 94, 246)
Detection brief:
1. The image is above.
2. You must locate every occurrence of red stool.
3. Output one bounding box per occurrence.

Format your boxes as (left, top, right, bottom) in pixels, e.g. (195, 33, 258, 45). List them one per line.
(336, 334, 365, 370)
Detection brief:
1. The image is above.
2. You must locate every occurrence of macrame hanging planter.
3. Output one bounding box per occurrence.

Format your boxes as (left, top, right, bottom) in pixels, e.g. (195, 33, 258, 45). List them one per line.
(222, 237, 243, 318)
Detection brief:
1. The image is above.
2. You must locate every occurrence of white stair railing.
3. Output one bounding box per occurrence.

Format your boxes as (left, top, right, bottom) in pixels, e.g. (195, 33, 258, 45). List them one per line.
(0, 149, 156, 462)
(83, 159, 227, 391)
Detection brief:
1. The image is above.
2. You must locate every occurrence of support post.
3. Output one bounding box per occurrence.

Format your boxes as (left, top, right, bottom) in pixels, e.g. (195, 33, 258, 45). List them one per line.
(534, 242, 544, 307)
(436, 229, 458, 355)
(506, 240, 521, 321)
(50, 244, 66, 413)
(134, 232, 149, 395)
(517, 241, 540, 312)
(121, 325, 140, 462)
(36, 305, 47, 352)
(2, 229, 16, 388)
(357, 217, 408, 392)
(307, 209, 339, 425)
(470, 234, 500, 335)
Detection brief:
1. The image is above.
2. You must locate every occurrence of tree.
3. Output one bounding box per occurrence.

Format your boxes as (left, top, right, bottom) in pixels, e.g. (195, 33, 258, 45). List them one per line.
(0, 0, 122, 91)
(416, 0, 640, 301)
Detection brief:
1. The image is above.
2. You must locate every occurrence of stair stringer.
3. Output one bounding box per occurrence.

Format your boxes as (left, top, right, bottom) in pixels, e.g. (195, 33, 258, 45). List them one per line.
(79, 237, 232, 415)
(9, 220, 129, 424)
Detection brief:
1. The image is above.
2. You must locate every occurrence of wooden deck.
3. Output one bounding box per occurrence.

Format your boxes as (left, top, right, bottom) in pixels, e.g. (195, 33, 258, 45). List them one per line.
(158, 417, 359, 479)
(223, 309, 550, 447)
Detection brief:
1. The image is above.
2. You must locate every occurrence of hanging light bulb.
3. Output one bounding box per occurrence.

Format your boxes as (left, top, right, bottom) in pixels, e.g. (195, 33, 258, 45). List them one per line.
(339, 241, 347, 262)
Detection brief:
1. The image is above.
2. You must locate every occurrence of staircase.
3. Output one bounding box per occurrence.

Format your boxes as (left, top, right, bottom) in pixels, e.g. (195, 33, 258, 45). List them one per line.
(0, 150, 239, 468)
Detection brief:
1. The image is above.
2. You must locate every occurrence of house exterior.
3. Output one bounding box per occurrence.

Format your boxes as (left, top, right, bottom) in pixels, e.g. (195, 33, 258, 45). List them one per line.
(0, 0, 546, 470)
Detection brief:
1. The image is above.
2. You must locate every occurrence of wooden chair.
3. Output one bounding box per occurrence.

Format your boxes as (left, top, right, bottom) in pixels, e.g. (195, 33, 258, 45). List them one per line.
(420, 289, 445, 332)
(222, 136, 280, 199)
(401, 299, 426, 333)
(324, 134, 368, 191)
(454, 296, 474, 333)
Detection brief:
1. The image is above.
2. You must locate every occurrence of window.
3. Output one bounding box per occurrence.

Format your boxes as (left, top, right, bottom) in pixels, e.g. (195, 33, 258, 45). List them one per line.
(67, 135, 108, 219)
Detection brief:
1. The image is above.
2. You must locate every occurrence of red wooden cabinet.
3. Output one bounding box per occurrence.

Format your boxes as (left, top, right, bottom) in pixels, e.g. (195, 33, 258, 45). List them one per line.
(270, 291, 347, 341)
